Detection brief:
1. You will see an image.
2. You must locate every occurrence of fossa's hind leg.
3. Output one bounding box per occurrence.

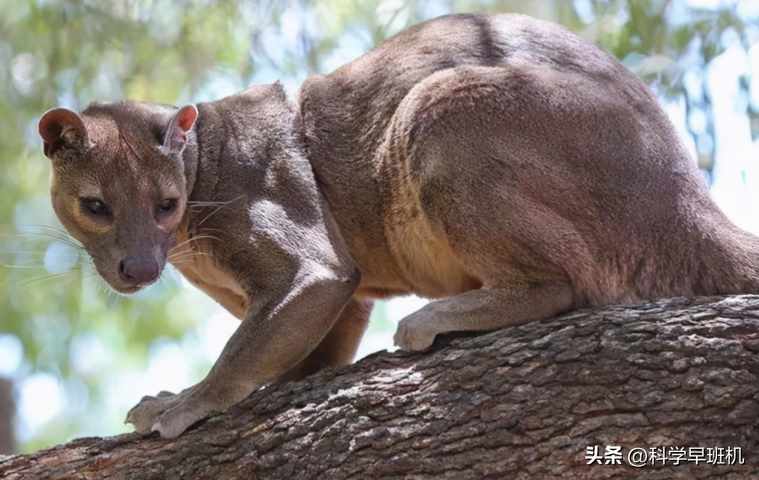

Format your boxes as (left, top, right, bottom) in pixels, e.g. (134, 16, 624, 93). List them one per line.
(394, 282, 573, 351)
(279, 298, 372, 381)
(390, 67, 593, 351)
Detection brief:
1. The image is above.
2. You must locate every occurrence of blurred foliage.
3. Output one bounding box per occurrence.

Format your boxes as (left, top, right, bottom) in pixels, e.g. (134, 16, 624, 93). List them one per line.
(0, 0, 756, 452)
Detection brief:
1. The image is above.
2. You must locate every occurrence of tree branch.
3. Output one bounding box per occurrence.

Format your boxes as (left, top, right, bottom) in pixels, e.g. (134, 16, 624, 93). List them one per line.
(3, 295, 759, 479)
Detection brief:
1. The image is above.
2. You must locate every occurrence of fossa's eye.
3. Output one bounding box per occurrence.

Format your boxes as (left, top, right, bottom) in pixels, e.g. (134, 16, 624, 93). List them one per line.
(157, 198, 178, 215)
(80, 198, 110, 217)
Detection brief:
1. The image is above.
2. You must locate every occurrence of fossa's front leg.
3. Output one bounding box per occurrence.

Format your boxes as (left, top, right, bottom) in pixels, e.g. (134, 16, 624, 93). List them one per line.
(394, 282, 574, 351)
(128, 263, 359, 438)
(279, 297, 372, 382)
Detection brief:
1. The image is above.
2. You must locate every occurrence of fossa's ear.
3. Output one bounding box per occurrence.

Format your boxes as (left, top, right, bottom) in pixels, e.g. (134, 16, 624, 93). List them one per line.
(38, 107, 89, 158)
(162, 105, 198, 155)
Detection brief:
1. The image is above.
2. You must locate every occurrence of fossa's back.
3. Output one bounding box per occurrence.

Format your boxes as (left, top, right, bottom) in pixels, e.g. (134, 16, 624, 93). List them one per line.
(300, 13, 759, 308)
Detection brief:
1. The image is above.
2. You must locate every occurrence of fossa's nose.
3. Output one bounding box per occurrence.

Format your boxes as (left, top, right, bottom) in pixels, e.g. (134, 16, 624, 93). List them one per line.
(119, 256, 159, 285)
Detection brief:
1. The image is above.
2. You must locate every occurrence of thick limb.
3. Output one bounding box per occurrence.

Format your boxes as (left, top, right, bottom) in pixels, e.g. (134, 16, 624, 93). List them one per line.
(394, 282, 574, 351)
(128, 264, 359, 438)
(278, 298, 372, 382)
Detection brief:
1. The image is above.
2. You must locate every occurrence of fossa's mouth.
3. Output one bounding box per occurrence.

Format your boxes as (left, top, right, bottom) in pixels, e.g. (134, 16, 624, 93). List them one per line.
(117, 285, 143, 295)
(109, 278, 161, 295)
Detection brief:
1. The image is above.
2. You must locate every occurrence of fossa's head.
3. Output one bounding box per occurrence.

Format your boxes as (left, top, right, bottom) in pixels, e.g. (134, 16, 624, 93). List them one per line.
(38, 101, 198, 294)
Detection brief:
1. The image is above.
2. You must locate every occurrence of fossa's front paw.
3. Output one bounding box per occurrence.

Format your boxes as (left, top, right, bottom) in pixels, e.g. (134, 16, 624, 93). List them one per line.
(394, 311, 437, 351)
(126, 390, 179, 434)
(151, 397, 214, 439)
(126, 385, 213, 439)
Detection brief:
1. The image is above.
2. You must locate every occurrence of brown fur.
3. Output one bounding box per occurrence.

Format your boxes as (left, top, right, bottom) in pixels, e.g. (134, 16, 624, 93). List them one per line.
(173, 220, 249, 319)
(37, 13, 759, 438)
(279, 298, 372, 382)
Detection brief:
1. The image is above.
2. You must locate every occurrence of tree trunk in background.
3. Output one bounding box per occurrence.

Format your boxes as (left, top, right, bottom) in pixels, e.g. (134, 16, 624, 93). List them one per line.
(0, 378, 14, 455)
(2, 296, 759, 479)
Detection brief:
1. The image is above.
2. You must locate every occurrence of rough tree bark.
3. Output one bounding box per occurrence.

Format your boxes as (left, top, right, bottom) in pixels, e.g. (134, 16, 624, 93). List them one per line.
(2, 295, 759, 479)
